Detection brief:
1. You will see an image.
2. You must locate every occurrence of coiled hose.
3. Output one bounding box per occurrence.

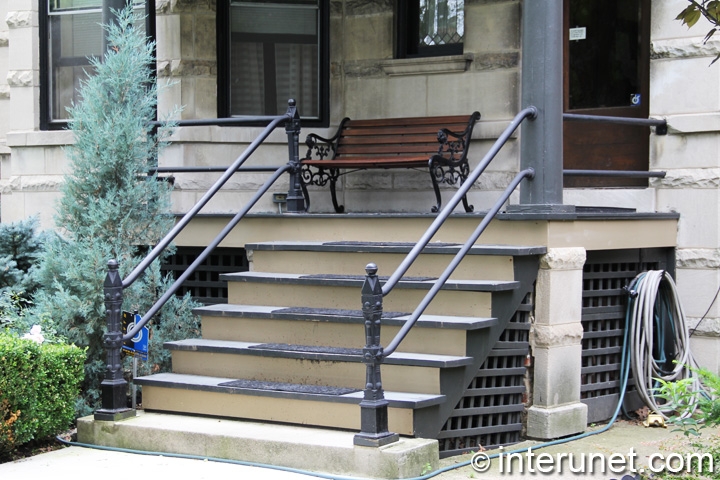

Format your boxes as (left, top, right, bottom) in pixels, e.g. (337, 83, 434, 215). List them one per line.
(626, 270, 704, 419)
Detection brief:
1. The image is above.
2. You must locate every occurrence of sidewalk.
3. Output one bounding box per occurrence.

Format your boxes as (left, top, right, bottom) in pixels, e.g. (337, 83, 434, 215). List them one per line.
(0, 419, 715, 480)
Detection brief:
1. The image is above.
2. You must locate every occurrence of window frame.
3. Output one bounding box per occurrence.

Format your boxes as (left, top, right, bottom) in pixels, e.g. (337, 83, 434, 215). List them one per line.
(396, 0, 464, 59)
(39, 0, 156, 131)
(216, 0, 330, 127)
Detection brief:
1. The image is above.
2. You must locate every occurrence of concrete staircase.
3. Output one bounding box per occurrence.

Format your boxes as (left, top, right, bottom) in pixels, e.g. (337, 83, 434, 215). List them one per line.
(134, 240, 544, 440)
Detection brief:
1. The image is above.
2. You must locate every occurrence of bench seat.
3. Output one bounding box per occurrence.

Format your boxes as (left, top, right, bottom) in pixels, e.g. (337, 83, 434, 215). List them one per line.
(300, 113, 481, 213)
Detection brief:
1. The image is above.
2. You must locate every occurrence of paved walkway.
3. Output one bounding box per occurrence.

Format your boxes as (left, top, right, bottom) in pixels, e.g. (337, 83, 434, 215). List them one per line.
(0, 420, 716, 479)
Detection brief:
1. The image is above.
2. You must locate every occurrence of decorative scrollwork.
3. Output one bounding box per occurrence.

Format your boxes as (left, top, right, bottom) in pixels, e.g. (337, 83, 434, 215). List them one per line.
(431, 158, 469, 186)
(301, 164, 339, 187)
(436, 128, 468, 163)
(304, 135, 335, 160)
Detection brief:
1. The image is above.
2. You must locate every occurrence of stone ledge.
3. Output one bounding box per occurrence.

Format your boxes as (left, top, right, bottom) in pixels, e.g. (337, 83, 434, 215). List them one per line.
(380, 54, 473, 76)
(652, 37, 720, 60)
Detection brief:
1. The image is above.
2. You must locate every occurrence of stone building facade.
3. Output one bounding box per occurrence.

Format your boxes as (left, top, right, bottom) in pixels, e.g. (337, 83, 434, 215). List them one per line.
(1, 0, 720, 436)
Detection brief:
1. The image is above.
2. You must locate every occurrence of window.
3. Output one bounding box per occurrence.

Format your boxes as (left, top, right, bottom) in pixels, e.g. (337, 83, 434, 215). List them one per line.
(397, 0, 464, 58)
(40, 0, 153, 130)
(217, 0, 329, 126)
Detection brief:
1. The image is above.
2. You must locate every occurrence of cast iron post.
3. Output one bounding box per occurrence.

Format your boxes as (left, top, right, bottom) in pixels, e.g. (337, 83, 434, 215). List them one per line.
(353, 263, 399, 447)
(95, 260, 134, 421)
(285, 99, 306, 213)
(515, 0, 574, 214)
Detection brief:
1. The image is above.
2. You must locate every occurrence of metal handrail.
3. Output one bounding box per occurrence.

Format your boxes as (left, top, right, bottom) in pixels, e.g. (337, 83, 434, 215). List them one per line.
(122, 114, 289, 290)
(381, 106, 538, 296)
(123, 164, 291, 342)
(382, 167, 535, 357)
(563, 113, 667, 135)
(97, 100, 303, 419)
(354, 106, 538, 445)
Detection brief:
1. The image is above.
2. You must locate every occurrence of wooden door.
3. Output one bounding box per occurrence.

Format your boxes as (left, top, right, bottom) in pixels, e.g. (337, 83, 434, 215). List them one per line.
(563, 0, 651, 187)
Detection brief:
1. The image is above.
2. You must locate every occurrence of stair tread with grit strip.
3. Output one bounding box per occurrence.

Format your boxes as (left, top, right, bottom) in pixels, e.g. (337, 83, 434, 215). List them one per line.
(165, 338, 474, 368)
(135, 372, 447, 408)
(222, 271, 520, 292)
(246, 241, 547, 256)
(193, 304, 499, 331)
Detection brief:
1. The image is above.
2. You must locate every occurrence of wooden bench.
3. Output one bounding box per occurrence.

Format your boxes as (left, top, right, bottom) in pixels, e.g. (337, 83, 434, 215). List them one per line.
(300, 112, 481, 213)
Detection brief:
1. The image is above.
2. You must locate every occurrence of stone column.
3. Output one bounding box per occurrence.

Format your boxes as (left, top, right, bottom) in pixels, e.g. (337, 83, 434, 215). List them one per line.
(526, 247, 588, 439)
(6, 1, 39, 131)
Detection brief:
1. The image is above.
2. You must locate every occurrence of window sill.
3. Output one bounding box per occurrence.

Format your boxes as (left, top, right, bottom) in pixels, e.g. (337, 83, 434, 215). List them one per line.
(379, 54, 473, 76)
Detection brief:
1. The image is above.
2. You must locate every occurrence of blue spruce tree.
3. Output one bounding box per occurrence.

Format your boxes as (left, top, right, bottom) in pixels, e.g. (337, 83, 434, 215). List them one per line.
(32, 6, 199, 415)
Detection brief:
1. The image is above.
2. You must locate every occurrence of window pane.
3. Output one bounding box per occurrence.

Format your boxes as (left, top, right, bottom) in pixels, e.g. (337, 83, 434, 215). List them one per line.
(568, 0, 642, 110)
(47, 6, 147, 122)
(229, 1, 320, 118)
(419, 0, 464, 48)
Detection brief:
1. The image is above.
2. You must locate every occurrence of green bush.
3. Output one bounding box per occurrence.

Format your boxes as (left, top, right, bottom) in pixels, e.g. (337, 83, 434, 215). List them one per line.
(0, 333, 85, 457)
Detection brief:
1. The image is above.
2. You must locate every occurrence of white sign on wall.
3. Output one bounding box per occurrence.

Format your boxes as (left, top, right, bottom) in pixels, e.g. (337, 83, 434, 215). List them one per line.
(569, 27, 587, 41)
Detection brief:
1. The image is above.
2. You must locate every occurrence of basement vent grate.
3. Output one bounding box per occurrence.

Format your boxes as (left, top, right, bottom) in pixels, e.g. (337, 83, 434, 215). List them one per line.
(161, 247, 249, 305)
(438, 291, 533, 457)
(580, 248, 673, 423)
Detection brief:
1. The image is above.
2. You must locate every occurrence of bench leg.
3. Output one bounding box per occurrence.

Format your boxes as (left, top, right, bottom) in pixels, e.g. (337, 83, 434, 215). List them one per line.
(429, 168, 443, 213)
(329, 169, 345, 213)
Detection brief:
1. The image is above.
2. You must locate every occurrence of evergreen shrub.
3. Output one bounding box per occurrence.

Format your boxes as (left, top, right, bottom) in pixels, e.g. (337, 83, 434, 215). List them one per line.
(0, 333, 85, 457)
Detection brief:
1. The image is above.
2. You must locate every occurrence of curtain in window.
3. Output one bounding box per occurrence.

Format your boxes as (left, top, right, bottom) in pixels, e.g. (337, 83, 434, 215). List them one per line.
(419, 0, 464, 48)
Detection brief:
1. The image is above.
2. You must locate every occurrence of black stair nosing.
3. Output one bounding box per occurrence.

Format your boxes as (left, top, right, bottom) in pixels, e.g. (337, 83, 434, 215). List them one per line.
(135, 372, 446, 409)
(193, 304, 498, 331)
(245, 241, 547, 257)
(221, 271, 520, 292)
(165, 339, 474, 368)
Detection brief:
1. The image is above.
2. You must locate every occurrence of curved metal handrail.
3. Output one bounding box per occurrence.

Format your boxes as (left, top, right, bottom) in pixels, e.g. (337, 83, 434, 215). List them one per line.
(381, 106, 538, 297)
(382, 167, 535, 357)
(122, 113, 290, 290)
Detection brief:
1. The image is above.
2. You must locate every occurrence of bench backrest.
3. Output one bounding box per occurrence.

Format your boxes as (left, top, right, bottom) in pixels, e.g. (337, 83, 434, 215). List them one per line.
(334, 113, 480, 160)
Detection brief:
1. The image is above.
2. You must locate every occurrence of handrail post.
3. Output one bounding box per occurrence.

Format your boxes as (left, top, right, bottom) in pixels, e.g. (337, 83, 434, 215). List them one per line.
(284, 99, 305, 213)
(354, 264, 399, 447)
(95, 260, 134, 421)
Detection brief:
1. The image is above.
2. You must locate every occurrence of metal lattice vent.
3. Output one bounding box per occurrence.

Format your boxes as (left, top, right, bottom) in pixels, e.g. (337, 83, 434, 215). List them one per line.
(581, 248, 673, 423)
(438, 292, 533, 457)
(161, 247, 249, 304)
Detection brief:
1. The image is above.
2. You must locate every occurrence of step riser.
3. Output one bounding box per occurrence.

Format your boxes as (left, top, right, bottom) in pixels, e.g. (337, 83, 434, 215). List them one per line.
(171, 350, 443, 394)
(249, 250, 515, 280)
(228, 283, 492, 317)
(200, 316, 468, 356)
(141, 386, 416, 435)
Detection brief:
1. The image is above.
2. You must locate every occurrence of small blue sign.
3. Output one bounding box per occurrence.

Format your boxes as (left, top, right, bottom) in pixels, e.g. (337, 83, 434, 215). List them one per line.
(630, 93, 641, 106)
(122, 312, 149, 361)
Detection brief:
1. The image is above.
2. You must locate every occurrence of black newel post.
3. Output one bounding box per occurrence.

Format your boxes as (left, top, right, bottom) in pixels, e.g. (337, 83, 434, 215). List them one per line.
(285, 99, 306, 213)
(95, 260, 134, 421)
(353, 263, 399, 447)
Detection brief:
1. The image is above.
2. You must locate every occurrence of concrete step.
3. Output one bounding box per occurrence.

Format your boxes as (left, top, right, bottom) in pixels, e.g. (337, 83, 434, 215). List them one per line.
(224, 271, 519, 317)
(165, 338, 471, 395)
(135, 372, 445, 437)
(246, 241, 546, 280)
(77, 411, 439, 479)
(195, 304, 497, 356)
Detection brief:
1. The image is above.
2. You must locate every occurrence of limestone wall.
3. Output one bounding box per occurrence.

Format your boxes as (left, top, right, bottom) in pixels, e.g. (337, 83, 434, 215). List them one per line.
(648, 1, 720, 371)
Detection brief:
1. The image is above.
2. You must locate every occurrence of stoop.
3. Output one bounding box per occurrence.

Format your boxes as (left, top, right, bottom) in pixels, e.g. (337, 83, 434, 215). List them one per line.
(77, 411, 439, 479)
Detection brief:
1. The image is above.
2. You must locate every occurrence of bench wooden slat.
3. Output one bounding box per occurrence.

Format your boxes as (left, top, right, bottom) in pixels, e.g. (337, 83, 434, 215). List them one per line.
(341, 125, 466, 137)
(302, 156, 429, 169)
(339, 134, 442, 146)
(346, 115, 474, 128)
(337, 144, 445, 156)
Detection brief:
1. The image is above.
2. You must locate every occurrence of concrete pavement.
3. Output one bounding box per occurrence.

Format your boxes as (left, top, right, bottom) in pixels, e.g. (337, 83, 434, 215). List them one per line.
(1, 419, 716, 479)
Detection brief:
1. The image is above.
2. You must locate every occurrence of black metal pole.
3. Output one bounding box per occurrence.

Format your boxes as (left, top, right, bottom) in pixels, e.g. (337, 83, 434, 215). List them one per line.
(95, 260, 134, 421)
(284, 99, 306, 213)
(353, 264, 399, 447)
(517, 0, 573, 214)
